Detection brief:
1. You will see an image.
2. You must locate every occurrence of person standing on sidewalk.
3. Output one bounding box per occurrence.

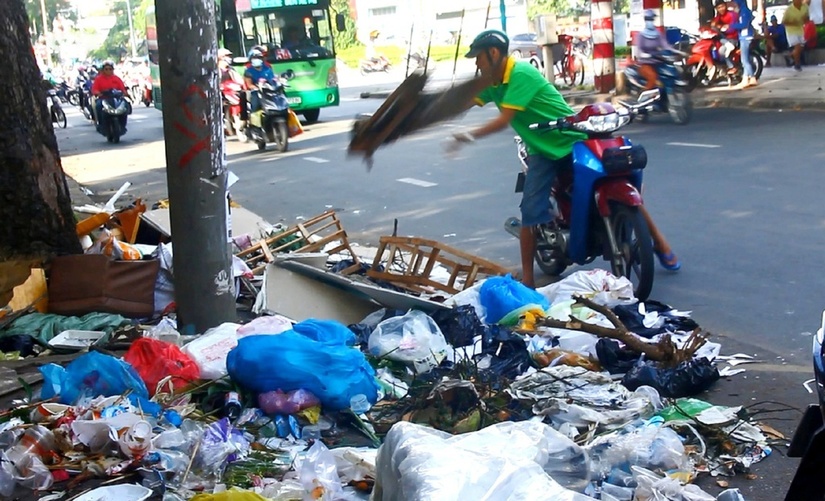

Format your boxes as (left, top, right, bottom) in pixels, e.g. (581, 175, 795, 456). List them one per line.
(446, 30, 681, 287)
(783, 0, 810, 71)
(730, 0, 757, 88)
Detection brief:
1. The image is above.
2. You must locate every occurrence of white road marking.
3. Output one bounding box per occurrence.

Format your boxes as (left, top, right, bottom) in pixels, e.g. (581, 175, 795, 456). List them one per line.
(397, 177, 437, 187)
(303, 156, 330, 163)
(666, 142, 721, 148)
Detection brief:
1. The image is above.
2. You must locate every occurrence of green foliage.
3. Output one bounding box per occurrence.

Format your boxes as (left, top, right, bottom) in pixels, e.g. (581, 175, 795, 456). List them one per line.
(26, 0, 73, 37)
(90, 0, 153, 61)
(818, 25, 825, 49)
(336, 44, 469, 68)
(331, 0, 359, 51)
(615, 45, 631, 56)
(527, 0, 630, 21)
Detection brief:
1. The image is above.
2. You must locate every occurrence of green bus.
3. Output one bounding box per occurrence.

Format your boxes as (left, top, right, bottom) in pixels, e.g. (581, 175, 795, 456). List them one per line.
(147, 0, 345, 123)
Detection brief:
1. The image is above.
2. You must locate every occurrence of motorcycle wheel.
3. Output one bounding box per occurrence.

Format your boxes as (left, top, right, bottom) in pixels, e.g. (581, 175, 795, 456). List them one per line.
(359, 66, 368, 76)
(750, 52, 764, 79)
(82, 105, 92, 121)
(667, 89, 692, 125)
(534, 237, 567, 277)
(109, 120, 121, 144)
(68, 92, 80, 107)
(383, 63, 391, 73)
(609, 204, 654, 301)
(684, 64, 700, 92)
(53, 106, 67, 129)
(274, 120, 289, 153)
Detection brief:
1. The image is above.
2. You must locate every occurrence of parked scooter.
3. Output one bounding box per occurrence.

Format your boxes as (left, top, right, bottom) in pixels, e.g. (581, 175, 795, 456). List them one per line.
(504, 94, 661, 300)
(685, 27, 763, 88)
(624, 49, 693, 125)
(95, 89, 132, 143)
(221, 79, 247, 140)
(786, 310, 825, 500)
(360, 56, 391, 75)
(244, 75, 290, 152)
(46, 88, 67, 129)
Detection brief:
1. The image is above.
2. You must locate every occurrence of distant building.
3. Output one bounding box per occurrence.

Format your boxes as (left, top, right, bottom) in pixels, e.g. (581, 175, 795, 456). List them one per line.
(354, 0, 529, 45)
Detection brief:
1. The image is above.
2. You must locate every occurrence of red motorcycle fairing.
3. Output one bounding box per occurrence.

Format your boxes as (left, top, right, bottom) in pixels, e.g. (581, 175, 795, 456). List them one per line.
(582, 137, 625, 159)
(593, 178, 644, 217)
(687, 38, 716, 66)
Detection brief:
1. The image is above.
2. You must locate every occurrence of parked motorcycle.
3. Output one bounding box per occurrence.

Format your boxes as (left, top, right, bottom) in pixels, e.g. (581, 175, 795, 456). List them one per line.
(504, 94, 660, 300)
(360, 56, 391, 75)
(221, 79, 247, 140)
(130, 78, 153, 107)
(786, 310, 825, 500)
(685, 27, 763, 88)
(46, 88, 67, 129)
(244, 77, 290, 152)
(624, 49, 693, 125)
(95, 89, 131, 143)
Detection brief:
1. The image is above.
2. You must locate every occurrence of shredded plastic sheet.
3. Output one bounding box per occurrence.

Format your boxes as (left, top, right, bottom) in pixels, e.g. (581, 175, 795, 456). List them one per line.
(509, 366, 659, 432)
(374, 421, 597, 501)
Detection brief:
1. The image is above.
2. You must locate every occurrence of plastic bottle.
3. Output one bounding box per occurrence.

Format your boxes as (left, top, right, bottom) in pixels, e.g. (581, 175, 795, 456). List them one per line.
(224, 392, 242, 421)
(350, 394, 371, 414)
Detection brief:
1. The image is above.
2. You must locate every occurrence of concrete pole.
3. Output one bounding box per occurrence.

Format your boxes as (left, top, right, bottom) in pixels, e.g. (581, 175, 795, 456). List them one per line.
(154, 0, 236, 335)
(591, 0, 615, 93)
(125, 0, 137, 58)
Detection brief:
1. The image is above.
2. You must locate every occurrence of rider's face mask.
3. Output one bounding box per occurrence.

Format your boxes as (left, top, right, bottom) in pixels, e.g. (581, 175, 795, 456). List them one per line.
(251, 58, 263, 68)
(644, 20, 656, 30)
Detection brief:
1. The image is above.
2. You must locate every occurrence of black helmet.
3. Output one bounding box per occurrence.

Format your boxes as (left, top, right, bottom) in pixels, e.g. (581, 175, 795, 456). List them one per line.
(465, 29, 509, 58)
(714, 0, 727, 7)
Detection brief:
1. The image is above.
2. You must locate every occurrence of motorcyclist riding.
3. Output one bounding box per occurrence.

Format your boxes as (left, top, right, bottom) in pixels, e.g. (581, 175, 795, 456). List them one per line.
(243, 50, 277, 126)
(219, 48, 243, 84)
(91, 60, 128, 133)
(710, 0, 739, 72)
(636, 9, 675, 90)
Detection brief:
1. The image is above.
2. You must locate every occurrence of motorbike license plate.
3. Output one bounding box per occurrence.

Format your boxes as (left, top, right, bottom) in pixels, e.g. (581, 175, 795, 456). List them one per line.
(287, 96, 302, 105)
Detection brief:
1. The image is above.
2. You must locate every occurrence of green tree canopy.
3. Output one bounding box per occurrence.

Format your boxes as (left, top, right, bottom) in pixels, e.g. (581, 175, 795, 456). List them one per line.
(90, 0, 153, 61)
(332, 0, 359, 50)
(26, 0, 74, 38)
(528, 0, 631, 21)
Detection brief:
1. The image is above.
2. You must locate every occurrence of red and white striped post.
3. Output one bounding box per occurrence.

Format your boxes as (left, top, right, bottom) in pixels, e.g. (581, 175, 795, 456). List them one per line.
(591, 0, 615, 93)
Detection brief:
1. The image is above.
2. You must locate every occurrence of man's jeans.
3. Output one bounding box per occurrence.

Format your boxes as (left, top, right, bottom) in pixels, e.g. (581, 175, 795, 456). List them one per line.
(740, 37, 754, 77)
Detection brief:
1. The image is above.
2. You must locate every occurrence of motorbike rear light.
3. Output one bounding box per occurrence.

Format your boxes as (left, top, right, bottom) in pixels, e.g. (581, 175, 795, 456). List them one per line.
(327, 67, 338, 88)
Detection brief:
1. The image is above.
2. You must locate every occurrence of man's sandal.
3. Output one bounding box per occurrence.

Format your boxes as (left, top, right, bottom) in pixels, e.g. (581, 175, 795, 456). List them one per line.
(655, 250, 681, 271)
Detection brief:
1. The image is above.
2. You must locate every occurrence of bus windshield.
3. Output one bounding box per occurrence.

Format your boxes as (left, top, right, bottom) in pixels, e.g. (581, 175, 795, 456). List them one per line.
(237, 7, 334, 63)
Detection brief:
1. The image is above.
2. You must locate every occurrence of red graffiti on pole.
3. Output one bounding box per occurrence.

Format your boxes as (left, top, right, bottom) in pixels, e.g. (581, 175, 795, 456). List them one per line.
(176, 83, 212, 168)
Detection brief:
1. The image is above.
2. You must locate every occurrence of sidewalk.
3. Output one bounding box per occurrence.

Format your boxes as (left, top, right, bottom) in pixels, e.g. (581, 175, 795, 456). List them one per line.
(360, 63, 825, 111)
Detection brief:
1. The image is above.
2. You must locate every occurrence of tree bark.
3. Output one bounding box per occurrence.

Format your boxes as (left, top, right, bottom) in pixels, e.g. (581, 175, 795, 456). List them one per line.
(0, 1, 81, 305)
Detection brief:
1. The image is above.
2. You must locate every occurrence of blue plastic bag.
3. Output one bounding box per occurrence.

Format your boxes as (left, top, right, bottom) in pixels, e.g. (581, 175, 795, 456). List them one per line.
(293, 319, 356, 346)
(479, 275, 550, 324)
(39, 351, 149, 404)
(227, 325, 378, 411)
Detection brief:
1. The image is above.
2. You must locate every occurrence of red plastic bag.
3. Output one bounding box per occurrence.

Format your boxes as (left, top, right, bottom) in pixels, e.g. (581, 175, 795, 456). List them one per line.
(124, 337, 200, 396)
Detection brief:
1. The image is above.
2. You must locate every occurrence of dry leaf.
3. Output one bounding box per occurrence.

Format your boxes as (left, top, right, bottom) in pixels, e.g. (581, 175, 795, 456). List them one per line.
(745, 473, 759, 480)
(757, 423, 786, 440)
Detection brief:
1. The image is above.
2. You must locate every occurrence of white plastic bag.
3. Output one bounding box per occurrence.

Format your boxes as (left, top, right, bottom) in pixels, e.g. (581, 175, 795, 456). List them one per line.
(237, 314, 293, 337)
(181, 322, 240, 379)
(368, 310, 448, 374)
(373, 421, 597, 501)
(538, 269, 636, 307)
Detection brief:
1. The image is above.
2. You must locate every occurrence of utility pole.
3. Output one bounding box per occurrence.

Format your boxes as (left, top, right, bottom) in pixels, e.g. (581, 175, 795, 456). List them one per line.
(154, 0, 235, 335)
(124, 0, 137, 58)
(591, 0, 616, 93)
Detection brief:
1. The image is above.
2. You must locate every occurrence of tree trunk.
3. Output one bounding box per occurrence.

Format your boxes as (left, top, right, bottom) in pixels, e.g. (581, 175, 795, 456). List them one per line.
(0, 1, 81, 305)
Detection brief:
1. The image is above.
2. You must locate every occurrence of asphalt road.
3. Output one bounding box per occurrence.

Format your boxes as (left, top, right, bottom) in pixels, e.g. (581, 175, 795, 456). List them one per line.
(54, 78, 825, 499)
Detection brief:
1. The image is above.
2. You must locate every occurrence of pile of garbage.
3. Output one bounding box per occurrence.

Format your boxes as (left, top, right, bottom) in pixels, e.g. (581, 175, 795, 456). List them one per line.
(0, 258, 780, 500)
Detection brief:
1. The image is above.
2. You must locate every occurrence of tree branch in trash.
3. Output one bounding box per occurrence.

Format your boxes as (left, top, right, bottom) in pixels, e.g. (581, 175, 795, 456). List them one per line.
(535, 295, 710, 367)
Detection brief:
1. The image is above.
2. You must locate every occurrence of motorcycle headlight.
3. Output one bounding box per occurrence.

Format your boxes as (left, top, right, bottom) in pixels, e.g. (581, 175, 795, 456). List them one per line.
(102, 101, 116, 113)
(115, 102, 128, 114)
(573, 112, 629, 133)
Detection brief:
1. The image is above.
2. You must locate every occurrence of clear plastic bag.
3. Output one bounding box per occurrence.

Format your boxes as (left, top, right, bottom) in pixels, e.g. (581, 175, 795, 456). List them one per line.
(367, 310, 448, 374)
(373, 421, 597, 501)
(298, 440, 343, 501)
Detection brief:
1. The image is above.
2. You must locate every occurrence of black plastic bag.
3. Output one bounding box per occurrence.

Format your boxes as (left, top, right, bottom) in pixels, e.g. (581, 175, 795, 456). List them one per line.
(622, 357, 720, 398)
(431, 304, 486, 348)
(596, 339, 641, 374)
(612, 300, 700, 339)
(478, 325, 531, 380)
(0, 334, 38, 358)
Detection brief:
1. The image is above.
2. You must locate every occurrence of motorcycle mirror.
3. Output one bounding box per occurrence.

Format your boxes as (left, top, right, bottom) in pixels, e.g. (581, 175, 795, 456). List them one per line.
(232, 56, 249, 65)
(281, 69, 295, 80)
(335, 13, 346, 32)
